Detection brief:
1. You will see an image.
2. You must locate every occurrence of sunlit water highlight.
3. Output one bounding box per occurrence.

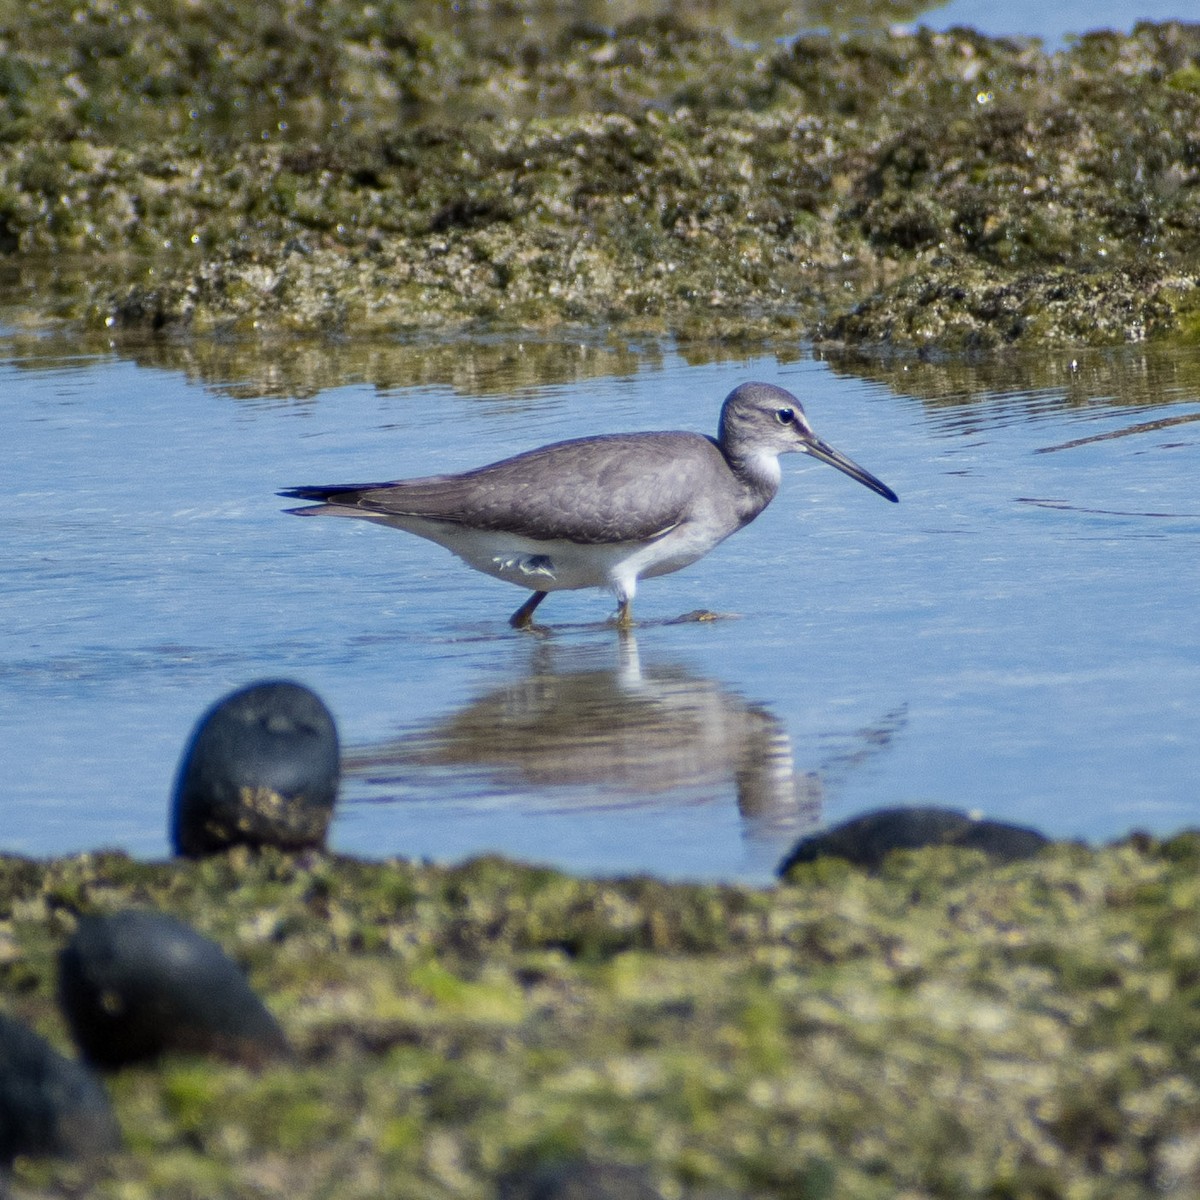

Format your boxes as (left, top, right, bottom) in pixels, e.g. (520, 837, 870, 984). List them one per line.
(2, 336, 1198, 881)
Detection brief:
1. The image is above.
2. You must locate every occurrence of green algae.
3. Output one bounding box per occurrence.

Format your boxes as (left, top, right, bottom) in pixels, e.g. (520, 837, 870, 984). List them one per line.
(0, 3, 1199, 347)
(8, 839, 1200, 1196)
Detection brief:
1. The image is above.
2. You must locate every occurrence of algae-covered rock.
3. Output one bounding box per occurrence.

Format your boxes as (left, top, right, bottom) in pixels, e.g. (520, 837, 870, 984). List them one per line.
(778, 805, 1051, 875)
(2, 5, 1200, 347)
(171, 680, 340, 857)
(819, 260, 1200, 350)
(58, 910, 290, 1068)
(8, 838, 1200, 1197)
(0, 1012, 120, 1166)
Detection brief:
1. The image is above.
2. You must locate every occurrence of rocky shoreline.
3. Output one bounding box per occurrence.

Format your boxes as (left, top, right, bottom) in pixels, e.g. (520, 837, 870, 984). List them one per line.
(7, 832, 1200, 1197)
(1, 5, 1198, 348)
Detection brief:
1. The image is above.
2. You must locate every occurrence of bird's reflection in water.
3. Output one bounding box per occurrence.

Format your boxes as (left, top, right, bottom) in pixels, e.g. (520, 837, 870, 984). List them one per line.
(344, 636, 906, 871)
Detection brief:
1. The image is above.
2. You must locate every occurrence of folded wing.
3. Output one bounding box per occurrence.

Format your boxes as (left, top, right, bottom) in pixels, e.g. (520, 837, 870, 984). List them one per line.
(281, 432, 724, 546)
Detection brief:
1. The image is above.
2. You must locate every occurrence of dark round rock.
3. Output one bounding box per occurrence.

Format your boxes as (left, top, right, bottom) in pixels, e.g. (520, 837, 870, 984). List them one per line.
(778, 805, 1050, 876)
(497, 1160, 663, 1200)
(58, 910, 290, 1069)
(0, 1012, 120, 1166)
(171, 679, 339, 856)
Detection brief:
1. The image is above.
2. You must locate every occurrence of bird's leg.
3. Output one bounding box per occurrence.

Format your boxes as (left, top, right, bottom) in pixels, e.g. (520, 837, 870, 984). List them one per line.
(614, 597, 634, 630)
(509, 590, 548, 629)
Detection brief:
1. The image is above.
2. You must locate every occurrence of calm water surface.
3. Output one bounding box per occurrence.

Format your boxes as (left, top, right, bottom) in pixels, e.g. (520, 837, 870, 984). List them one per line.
(919, 0, 1195, 46)
(2, 335, 1198, 881)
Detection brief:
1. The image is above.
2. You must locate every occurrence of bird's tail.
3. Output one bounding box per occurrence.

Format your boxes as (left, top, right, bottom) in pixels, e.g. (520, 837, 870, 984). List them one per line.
(278, 483, 389, 503)
(281, 483, 380, 517)
(278, 483, 400, 515)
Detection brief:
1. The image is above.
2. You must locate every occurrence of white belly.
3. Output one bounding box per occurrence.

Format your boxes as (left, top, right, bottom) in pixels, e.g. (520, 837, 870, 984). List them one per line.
(379, 514, 730, 601)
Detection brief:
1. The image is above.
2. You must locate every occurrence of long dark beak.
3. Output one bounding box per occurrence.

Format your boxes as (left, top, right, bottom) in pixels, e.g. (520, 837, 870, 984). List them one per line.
(802, 436, 899, 503)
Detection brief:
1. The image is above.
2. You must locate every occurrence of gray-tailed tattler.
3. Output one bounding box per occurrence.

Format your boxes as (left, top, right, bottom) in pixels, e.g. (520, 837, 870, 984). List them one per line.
(281, 381, 898, 629)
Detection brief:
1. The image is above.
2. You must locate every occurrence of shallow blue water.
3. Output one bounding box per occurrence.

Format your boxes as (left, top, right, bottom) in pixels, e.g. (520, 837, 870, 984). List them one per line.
(2, 338, 1198, 881)
(916, 0, 1193, 46)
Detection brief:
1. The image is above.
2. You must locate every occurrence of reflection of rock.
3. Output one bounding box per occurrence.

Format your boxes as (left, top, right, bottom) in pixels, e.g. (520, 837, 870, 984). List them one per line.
(345, 638, 906, 851)
(1, 326, 658, 404)
(820, 345, 1200, 424)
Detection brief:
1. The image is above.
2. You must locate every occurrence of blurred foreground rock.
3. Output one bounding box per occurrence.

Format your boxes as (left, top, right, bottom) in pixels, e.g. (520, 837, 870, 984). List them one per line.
(0, 1012, 119, 1166)
(58, 910, 290, 1068)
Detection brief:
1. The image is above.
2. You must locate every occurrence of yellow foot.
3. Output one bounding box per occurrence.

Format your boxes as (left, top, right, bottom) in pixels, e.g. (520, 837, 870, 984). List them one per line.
(612, 600, 634, 630)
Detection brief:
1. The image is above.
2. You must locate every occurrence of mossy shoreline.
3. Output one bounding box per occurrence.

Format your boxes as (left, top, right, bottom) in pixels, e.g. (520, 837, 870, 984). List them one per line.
(9, 836, 1200, 1197)
(1, 3, 1199, 348)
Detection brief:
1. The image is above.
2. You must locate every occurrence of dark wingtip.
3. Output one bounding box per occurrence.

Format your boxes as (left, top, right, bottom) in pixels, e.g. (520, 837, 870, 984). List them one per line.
(278, 486, 328, 501)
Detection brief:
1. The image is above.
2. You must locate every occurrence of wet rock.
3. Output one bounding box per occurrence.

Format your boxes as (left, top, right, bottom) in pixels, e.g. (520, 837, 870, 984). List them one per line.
(58, 910, 290, 1069)
(171, 679, 340, 856)
(0, 1012, 120, 1166)
(819, 261, 1199, 351)
(779, 806, 1050, 876)
(497, 1160, 663, 1200)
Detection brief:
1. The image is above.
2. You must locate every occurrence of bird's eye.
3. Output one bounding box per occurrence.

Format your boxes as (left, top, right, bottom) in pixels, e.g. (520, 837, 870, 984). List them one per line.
(774, 407, 794, 425)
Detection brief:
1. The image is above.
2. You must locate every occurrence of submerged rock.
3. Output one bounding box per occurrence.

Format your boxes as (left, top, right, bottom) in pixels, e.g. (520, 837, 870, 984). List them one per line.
(58, 910, 290, 1068)
(0, 1012, 120, 1166)
(779, 805, 1050, 875)
(171, 679, 340, 856)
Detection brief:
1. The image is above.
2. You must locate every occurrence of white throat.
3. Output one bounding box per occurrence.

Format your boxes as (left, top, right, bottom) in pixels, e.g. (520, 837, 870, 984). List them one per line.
(742, 448, 783, 492)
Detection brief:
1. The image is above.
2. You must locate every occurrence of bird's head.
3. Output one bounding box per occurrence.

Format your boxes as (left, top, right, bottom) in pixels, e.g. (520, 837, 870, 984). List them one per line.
(718, 382, 898, 503)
